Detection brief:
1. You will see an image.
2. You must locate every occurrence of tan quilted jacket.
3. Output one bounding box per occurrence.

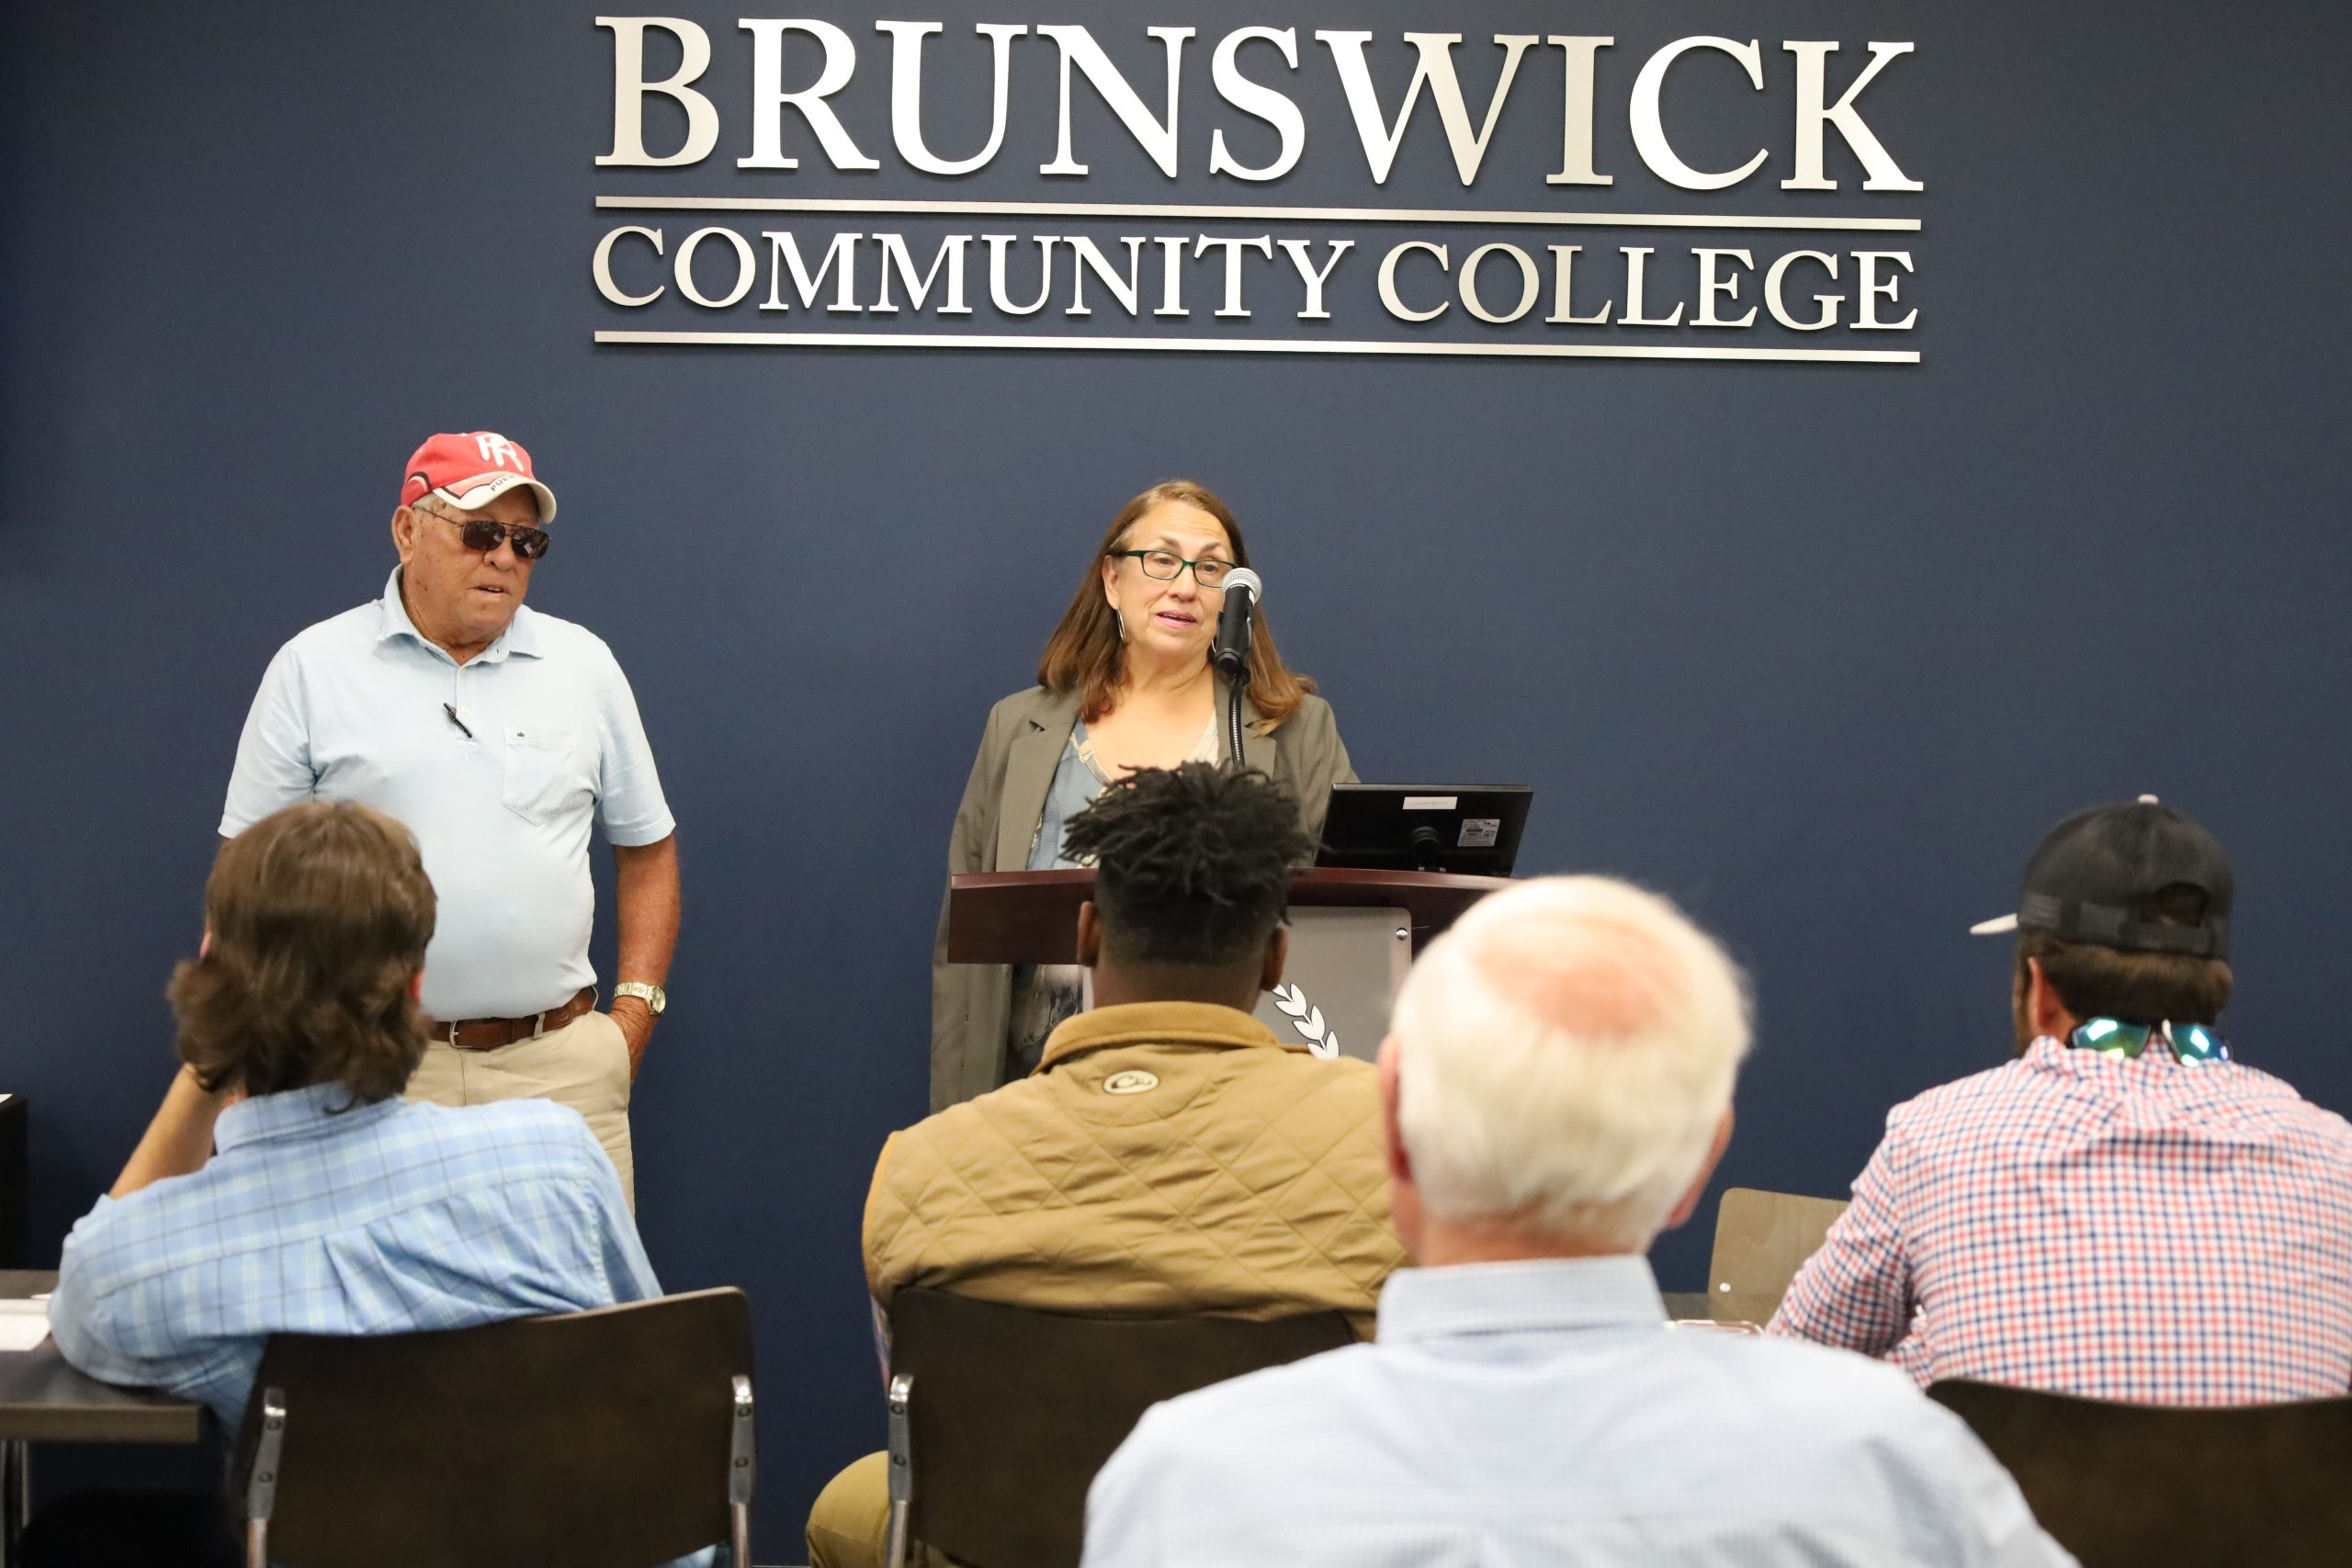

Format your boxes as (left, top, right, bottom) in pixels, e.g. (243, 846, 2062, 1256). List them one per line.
(865, 1001, 1406, 1334)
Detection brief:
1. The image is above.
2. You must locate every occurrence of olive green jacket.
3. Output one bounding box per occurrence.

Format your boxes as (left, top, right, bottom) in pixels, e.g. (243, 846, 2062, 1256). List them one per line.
(929, 684, 1355, 1110)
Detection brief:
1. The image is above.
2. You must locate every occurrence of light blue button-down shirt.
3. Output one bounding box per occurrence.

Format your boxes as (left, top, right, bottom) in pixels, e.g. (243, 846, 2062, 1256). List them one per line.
(49, 1084, 661, 1428)
(220, 569, 674, 1021)
(1084, 1256, 2075, 1568)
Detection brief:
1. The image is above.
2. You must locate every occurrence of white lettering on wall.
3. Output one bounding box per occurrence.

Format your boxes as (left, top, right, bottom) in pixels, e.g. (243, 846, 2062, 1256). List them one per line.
(1692, 249, 1758, 327)
(595, 17, 718, 166)
(1765, 251, 1843, 330)
(1153, 236, 1187, 316)
(1037, 25, 1194, 177)
(1545, 246, 1612, 324)
(1630, 37, 1769, 190)
(1459, 243, 1541, 323)
(1853, 251, 1917, 328)
(1782, 43, 1921, 192)
(1316, 32, 1539, 186)
(1208, 28, 1305, 182)
(593, 225, 667, 305)
(739, 19, 878, 171)
(1618, 246, 1684, 326)
(873, 233, 974, 313)
(593, 19, 1924, 196)
(878, 23, 1027, 175)
(1275, 239, 1351, 319)
(594, 224, 1924, 363)
(761, 231, 864, 311)
(1067, 236, 1145, 315)
(674, 226, 758, 307)
(1545, 36, 1614, 186)
(587, 18, 1929, 366)
(987, 234, 1060, 313)
(1378, 243, 1450, 322)
(1193, 235, 1274, 317)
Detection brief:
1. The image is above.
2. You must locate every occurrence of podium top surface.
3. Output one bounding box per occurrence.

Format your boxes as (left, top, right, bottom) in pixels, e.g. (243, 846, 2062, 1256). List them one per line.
(946, 866, 1513, 966)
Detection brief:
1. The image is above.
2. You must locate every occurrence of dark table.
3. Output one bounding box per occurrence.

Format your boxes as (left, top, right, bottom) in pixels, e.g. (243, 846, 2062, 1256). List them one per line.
(0, 1270, 208, 1564)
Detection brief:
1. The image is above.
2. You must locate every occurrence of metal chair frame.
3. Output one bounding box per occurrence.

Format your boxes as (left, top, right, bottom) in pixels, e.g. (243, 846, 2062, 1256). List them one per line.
(883, 1372, 914, 1568)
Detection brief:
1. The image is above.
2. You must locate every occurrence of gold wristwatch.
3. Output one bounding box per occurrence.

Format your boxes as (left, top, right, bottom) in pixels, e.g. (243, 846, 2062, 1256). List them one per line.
(613, 981, 667, 1016)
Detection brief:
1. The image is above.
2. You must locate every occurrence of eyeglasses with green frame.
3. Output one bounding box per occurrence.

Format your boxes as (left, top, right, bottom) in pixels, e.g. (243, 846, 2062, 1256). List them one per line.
(1109, 548, 1235, 590)
(2066, 1017, 2231, 1065)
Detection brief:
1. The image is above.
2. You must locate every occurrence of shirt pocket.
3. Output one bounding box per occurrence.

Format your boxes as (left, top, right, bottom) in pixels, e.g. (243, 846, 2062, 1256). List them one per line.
(501, 728, 587, 826)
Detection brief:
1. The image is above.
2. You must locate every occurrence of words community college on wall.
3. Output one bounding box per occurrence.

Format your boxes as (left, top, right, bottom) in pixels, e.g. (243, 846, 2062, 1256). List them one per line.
(589, 17, 1926, 364)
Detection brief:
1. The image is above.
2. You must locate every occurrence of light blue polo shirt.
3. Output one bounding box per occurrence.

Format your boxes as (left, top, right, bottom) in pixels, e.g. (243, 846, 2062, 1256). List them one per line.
(220, 568, 675, 1021)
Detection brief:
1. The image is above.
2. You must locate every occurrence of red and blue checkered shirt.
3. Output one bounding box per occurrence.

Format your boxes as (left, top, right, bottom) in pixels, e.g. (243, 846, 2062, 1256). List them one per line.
(1770, 1037, 2352, 1404)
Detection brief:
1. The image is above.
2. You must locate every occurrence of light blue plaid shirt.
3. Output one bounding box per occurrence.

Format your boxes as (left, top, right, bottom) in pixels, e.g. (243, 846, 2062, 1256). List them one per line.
(1085, 1256, 2075, 1568)
(49, 1084, 661, 1427)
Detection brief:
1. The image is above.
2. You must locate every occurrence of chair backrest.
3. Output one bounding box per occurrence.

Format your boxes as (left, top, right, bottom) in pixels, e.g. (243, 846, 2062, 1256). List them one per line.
(1928, 1378, 2352, 1566)
(890, 1288, 1355, 1568)
(234, 1288, 754, 1568)
(1707, 1187, 1848, 1304)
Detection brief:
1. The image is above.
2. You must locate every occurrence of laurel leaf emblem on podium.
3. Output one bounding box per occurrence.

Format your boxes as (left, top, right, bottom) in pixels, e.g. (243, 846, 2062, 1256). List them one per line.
(1271, 984, 1340, 1058)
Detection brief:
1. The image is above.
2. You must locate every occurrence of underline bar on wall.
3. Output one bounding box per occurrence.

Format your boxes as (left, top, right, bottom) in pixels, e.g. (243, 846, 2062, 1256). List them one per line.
(594, 196, 1921, 233)
(594, 330, 1919, 364)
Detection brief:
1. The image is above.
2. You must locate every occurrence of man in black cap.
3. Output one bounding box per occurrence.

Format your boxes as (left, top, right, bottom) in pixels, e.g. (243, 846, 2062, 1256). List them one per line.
(1770, 796, 2352, 1402)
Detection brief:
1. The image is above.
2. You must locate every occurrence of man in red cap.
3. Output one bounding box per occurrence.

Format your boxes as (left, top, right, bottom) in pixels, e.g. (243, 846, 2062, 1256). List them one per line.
(218, 432, 679, 1204)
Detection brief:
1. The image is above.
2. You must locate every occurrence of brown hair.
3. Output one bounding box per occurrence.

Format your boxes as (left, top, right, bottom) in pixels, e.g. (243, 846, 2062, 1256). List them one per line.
(2018, 916, 2233, 1028)
(170, 800, 436, 1105)
(1035, 480, 1317, 727)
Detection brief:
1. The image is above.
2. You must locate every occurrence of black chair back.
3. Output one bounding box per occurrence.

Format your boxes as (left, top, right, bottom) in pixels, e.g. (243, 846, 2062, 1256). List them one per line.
(1928, 1377, 2352, 1567)
(233, 1288, 755, 1568)
(889, 1288, 1354, 1568)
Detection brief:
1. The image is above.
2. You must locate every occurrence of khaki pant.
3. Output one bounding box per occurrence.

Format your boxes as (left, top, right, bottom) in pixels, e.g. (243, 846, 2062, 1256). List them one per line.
(807, 1452, 956, 1568)
(406, 1009, 636, 1206)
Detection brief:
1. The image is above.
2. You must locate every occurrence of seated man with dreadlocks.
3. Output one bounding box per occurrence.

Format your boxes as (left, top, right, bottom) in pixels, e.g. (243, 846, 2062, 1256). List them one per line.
(808, 763, 1405, 1568)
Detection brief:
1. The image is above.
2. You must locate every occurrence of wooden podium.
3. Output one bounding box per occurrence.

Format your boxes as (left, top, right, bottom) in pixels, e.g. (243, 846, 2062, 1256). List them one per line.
(947, 868, 1513, 1063)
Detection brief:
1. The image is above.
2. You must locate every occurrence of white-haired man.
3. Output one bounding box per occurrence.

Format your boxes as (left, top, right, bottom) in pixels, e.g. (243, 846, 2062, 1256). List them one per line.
(1083, 877, 2073, 1567)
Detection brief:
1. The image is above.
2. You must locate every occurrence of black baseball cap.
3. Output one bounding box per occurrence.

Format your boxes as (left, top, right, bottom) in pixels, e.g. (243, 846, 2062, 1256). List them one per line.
(1969, 795, 2233, 959)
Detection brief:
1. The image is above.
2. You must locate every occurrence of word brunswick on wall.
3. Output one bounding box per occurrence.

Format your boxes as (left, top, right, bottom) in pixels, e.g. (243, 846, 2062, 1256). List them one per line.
(589, 15, 1927, 367)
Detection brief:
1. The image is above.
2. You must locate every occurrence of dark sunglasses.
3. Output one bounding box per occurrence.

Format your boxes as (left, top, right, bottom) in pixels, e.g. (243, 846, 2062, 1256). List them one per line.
(2067, 1017, 2230, 1065)
(416, 506, 551, 561)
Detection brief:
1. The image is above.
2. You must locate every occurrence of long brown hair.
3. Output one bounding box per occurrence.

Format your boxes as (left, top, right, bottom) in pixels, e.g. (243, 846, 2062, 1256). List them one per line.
(1035, 479, 1317, 726)
(170, 800, 435, 1105)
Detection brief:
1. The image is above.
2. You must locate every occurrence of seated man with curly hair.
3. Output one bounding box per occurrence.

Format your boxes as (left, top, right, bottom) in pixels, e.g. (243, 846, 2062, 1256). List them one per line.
(40, 800, 660, 1565)
(808, 763, 1406, 1568)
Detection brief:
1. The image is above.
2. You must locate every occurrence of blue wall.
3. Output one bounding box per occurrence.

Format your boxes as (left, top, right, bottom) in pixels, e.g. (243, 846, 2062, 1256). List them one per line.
(6, 2, 2350, 1554)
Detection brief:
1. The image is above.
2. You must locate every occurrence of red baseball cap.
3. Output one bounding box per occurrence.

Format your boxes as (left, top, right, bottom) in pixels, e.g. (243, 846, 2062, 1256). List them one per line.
(399, 431, 558, 522)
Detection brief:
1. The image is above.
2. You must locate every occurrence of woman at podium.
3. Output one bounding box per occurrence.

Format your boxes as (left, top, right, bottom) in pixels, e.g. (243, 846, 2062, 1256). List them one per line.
(931, 480, 1356, 1109)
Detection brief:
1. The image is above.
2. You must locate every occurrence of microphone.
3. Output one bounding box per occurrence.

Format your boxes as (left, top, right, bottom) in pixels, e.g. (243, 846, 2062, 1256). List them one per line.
(1210, 568, 1262, 769)
(1210, 569, 1262, 682)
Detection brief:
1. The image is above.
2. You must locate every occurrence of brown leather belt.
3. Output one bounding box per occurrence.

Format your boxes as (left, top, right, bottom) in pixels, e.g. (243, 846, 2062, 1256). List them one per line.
(429, 987, 597, 1052)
